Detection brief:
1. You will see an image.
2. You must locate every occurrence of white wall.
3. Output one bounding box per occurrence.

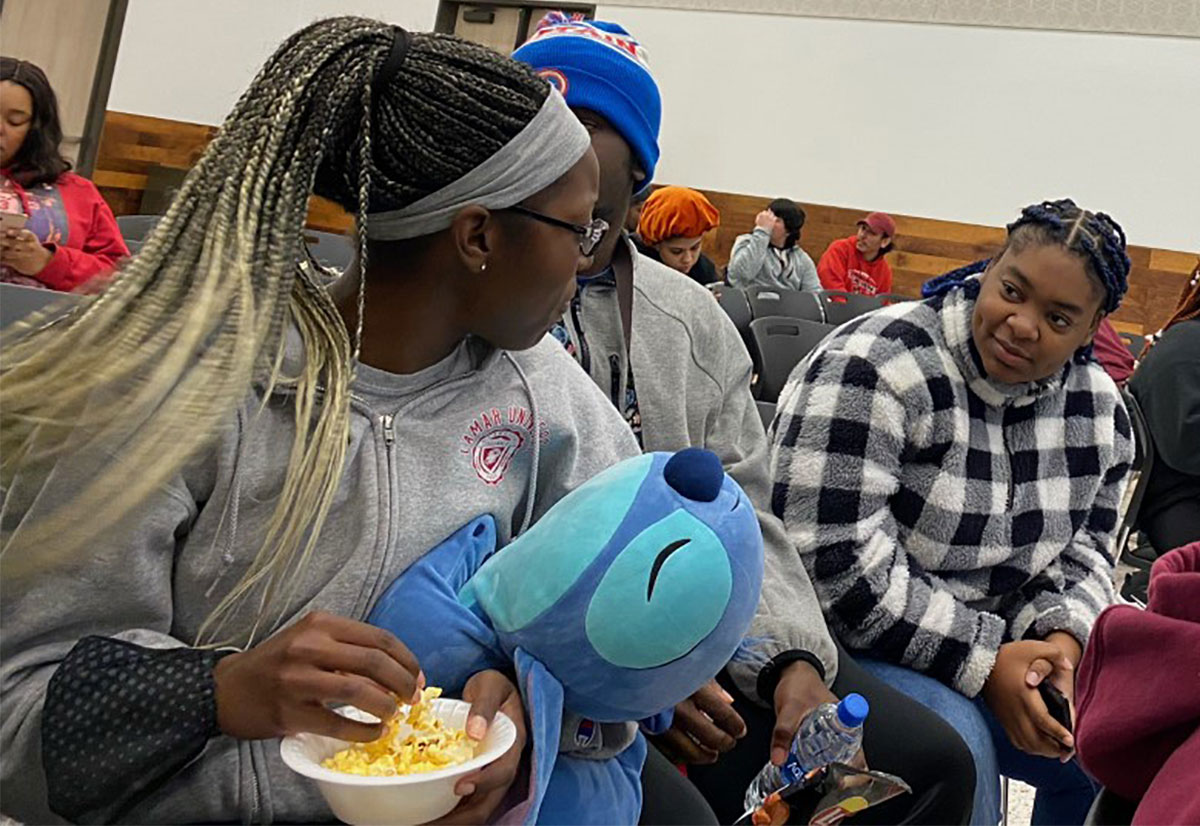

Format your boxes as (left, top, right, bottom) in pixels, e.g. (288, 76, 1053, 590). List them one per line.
(107, 0, 439, 125)
(594, 5, 1200, 251)
(108, 1, 1199, 250)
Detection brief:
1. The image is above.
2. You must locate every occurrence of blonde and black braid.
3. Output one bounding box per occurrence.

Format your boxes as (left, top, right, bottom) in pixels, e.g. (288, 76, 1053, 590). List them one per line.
(1, 18, 549, 642)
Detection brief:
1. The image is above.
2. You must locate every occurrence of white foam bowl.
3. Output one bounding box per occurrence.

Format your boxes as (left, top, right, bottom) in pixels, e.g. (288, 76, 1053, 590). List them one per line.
(280, 699, 517, 825)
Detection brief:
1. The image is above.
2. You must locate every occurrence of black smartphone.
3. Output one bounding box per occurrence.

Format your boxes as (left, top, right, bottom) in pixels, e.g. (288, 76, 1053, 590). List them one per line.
(1039, 680, 1072, 733)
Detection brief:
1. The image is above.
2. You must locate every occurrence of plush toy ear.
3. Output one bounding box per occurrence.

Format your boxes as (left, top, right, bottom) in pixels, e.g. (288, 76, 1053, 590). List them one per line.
(367, 516, 507, 695)
(501, 648, 565, 826)
(514, 646, 648, 826)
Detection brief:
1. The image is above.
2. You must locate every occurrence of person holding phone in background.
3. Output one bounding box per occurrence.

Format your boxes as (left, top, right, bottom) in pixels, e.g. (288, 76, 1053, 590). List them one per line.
(1, 57, 128, 291)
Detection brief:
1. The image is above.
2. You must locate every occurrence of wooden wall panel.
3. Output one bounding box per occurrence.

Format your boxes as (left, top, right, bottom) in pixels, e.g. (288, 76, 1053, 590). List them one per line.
(94, 111, 354, 233)
(93, 111, 216, 215)
(93, 111, 1194, 335)
(306, 197, 354, 235)
(1, 0, 116, 168)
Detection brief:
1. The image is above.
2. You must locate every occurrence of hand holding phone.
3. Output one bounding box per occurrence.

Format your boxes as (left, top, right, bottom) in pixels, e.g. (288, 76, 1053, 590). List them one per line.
(1038, 680, 1072, 734)
(0, 211, 29, 233)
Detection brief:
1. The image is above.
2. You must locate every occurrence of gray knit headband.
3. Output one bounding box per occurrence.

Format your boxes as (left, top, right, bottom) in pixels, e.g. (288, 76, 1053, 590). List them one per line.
(365, 87, 590, 240)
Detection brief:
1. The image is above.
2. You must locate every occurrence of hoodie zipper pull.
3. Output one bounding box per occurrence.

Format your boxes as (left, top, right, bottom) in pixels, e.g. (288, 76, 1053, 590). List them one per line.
(570, 291, 591, 373)
(609, 354, 622, 407)
(381, 414, 395, 445)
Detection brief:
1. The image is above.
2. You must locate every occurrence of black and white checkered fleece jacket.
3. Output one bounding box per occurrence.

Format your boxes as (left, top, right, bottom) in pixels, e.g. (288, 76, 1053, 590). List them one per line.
(769, 278, 1133, 698)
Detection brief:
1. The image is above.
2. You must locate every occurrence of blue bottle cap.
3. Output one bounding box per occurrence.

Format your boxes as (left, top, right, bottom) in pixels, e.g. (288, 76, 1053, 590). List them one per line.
(837, 693, 869, 727)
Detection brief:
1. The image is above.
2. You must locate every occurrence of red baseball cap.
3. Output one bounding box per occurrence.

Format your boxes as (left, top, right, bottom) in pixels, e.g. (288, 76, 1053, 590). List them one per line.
(857, 212, 896, 238)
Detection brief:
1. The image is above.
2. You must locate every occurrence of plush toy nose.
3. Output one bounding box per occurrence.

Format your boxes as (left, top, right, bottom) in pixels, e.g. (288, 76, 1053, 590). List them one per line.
(663, 448, 724, 502)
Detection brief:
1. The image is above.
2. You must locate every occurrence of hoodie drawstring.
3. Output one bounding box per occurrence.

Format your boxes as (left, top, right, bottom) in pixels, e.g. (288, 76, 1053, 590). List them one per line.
(503, 352, 541, 536)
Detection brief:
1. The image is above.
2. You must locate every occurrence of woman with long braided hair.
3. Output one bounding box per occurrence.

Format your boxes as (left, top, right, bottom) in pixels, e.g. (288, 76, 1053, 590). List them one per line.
(1127, 260, 1200, 556)
(0, 18, 638, 824)
(769, 199, 1135, 825)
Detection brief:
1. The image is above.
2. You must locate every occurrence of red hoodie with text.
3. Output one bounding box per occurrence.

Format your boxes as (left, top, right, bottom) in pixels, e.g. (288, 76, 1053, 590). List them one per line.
(1075, 541, 1200, 825)
(816, 235, 893, 296)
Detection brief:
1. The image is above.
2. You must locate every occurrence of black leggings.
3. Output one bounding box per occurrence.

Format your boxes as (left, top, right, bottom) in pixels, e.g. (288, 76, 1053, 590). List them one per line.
(1142, 496, 1200, 556)
(640, 739, 719, 825)
(681, 645, 976, 825)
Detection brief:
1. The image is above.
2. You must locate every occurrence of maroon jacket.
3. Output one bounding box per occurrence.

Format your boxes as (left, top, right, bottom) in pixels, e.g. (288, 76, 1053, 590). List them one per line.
(1076, 542, 1200, 825)
(1091, 318, 1135, 387)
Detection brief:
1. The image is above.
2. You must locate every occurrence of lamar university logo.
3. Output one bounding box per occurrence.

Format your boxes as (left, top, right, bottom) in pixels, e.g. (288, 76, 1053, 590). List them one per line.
(460, 406, 549, 486)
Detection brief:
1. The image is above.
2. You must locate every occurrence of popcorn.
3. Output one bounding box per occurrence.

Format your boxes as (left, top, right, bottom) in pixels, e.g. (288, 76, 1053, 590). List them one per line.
(323, 687, 476, 776)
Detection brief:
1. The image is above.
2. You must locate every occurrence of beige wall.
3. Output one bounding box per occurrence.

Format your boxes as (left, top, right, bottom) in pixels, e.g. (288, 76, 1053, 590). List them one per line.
(106, 0, 440, 126)
(593, 3, 1200, 252)
(1, 0, 115, 165)
(452, 5, 524, 52)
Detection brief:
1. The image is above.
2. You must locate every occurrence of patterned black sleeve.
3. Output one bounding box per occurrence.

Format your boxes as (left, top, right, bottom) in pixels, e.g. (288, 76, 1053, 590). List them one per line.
(42, 636, 230, 824)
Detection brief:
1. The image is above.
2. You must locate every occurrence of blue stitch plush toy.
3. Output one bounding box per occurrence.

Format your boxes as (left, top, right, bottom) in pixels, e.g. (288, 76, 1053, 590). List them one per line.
(368, 447, 764, 824)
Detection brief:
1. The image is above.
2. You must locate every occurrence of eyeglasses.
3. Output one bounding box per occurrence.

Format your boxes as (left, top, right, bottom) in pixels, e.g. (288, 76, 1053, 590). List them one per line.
(506, 205, 609, 257)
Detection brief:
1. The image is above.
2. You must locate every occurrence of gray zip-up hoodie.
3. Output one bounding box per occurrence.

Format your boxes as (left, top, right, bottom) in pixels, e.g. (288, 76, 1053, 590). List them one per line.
(727, 227, 820, 293)
(556, 239, 838, 703)
(0, 333, 639, 824)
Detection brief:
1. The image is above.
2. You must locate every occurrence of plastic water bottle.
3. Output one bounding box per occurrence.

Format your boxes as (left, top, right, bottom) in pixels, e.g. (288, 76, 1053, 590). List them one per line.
(743, 693, 870, 811)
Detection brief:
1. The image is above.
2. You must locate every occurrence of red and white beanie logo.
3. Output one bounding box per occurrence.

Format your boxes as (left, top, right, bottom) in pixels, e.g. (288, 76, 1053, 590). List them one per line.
(460, 406, 550, 486)
(524, 22, 652, 71)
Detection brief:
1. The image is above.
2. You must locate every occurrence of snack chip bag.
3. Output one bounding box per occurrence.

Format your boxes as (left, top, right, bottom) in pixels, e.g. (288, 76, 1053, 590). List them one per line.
(737, 762, 911, 826)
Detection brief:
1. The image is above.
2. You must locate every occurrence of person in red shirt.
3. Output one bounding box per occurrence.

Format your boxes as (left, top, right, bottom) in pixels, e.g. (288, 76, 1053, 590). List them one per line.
(1, 57, 128, 292)
(817, 211, 895, 295)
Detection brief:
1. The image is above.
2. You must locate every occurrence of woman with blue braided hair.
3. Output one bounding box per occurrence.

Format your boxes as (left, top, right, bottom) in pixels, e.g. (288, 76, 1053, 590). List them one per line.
(768, 198, 1134, 825)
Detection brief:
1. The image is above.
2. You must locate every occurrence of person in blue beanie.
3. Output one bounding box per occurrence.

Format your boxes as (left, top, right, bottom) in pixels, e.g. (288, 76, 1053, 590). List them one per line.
(515, 14, 975, 826)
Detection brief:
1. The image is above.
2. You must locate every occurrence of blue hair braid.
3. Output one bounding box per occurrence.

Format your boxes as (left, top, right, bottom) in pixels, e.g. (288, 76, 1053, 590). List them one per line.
(922, 199, 1130, 311)
(922, 258, 989, 299)
(921, 199, 1132, 366)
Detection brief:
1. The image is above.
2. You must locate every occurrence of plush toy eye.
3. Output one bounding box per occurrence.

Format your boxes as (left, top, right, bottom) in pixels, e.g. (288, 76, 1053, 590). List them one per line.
(586, 510, 732, 668)
(470, 453, 654, 633)
(647, 539, 689, 600)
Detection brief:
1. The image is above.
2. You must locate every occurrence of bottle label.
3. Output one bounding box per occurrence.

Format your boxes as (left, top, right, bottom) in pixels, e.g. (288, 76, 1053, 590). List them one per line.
(780, 754, 805, 786)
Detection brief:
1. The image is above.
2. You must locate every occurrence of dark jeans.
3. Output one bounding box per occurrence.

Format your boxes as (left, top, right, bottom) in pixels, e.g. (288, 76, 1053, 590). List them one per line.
(854, 657, 1098, 826)
(682, 645, 976, 825)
